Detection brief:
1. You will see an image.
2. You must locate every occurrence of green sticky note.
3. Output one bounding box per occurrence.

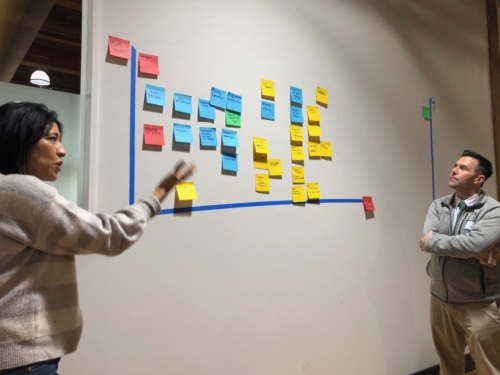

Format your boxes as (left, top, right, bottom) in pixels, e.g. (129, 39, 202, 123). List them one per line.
(226, 110, 241, 127)
(422, 106, 431, 120)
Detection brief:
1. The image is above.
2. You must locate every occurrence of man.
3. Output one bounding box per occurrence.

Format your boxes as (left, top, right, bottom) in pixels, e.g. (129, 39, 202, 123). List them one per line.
(420, 150, 500, 375)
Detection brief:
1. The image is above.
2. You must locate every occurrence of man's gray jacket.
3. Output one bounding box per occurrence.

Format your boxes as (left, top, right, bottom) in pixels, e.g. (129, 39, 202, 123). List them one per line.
(423, 190, 500, 303)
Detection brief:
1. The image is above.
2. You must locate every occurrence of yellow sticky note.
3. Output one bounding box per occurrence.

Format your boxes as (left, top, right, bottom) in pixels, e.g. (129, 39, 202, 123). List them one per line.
(292, 185, 306, 203)
(320, 141, 332, 158)
(268, 159, 283, 177)
(261, 79, 275, 98)
(176, 182, 198, 200)
(306, 182, 321, 200)
(292, 166, 305, 184)
(291, 145, 305, 161)
(308, 125, 322, 137)
(290, 125, 303, 143)
(307, 106, 321, 122)
(316, 87, 329, 105)
(255, 174, 270, 193)
(254, 153, 268, 169)
(308, 141, 321, 157)
(253, 137, 269, 154)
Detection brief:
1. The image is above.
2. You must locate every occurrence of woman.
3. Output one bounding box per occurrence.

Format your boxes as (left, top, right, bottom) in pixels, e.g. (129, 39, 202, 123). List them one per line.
(0, 102, 195, 374)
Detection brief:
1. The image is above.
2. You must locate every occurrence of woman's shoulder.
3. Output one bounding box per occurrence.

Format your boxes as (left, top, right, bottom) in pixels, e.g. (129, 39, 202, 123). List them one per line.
(0, 173, 57, 198)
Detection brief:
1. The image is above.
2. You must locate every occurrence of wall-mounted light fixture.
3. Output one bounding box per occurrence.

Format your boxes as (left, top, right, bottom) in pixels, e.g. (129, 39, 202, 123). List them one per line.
(30, 70, 50, 86)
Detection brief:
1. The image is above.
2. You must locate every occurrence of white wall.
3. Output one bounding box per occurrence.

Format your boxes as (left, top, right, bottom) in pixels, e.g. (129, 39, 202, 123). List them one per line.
(0, 82, 83, 204)
(62, 1, 495, 374)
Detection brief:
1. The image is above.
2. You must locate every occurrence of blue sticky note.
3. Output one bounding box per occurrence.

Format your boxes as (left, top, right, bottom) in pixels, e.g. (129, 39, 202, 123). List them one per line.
(210, 87, 227, 109)
(290, 86, 303, 105)
(290, 106, 303, 124)
(145, 84, 165, 107)
(221, 128, 239, 147)
(174, 93, 192, 114)
(173, 123, 193, 143)
(198, 99, 216, 120)
(261, 101, 275, 121)
(199, 127, 217, 147)
(222, 153, 238, 172)
(226, 92, 242, 113)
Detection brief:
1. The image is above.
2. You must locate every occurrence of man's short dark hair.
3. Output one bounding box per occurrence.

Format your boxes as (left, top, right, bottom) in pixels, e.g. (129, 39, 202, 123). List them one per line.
(0, 102, 63, 175)
(462, 149, 493, 181)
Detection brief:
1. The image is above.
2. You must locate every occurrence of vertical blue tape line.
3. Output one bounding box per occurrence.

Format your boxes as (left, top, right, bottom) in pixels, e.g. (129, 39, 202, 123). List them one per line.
(429, 97, 435, 201)
(129, 46, 136, 205)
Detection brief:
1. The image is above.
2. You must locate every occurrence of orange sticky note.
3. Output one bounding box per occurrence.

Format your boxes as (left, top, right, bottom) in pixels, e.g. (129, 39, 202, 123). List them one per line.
(108, 35, 130, 60)
(362, 196, 375, 211)
(143, 124, 164, 146)
(139, 52, 159, 75)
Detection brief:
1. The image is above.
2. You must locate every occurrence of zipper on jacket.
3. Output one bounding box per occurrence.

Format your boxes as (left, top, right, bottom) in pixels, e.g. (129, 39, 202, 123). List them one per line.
(442, 257, 449, 302)
(480, 268, 486, 293)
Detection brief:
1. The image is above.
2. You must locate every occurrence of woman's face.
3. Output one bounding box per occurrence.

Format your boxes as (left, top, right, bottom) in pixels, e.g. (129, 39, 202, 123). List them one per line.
(25, 122, 66, 181)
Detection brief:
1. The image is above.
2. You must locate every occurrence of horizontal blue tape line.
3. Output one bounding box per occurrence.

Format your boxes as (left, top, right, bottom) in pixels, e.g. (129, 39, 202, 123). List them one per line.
(160, 198, 364, 215)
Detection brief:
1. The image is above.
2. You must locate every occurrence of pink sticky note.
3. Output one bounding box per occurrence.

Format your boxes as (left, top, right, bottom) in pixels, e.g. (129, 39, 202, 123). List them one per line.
(143, 124, 164, 146)
(108, 35, 131, 60)
(362, 196, 375, 211)
(138, 53, 159, 76)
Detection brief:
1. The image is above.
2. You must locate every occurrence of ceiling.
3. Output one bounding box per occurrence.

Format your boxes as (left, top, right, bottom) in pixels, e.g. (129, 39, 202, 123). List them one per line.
(0, 0, 82, 95)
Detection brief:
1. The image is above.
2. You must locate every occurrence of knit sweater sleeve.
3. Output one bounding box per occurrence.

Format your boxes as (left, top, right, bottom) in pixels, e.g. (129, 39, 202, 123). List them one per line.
(0, 174, 161, 256)
(424, 199, 500, 258)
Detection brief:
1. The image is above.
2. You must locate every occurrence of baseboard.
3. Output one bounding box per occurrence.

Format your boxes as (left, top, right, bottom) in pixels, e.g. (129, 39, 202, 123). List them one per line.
(409, 354, 475, 375)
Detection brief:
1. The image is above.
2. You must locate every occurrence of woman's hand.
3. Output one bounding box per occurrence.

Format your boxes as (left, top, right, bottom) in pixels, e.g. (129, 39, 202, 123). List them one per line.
(152, 161, 197, 202)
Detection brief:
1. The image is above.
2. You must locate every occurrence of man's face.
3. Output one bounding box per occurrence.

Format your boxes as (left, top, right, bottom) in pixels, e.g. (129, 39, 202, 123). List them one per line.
(449, 156, 483, 192)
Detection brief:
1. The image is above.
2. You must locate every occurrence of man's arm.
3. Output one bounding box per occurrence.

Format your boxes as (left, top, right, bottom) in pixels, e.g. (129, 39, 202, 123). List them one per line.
(421, 205, 500, 258)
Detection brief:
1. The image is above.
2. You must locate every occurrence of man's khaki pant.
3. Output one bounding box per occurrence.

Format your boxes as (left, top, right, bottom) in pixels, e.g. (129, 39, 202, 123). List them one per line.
(431, 295, 500, 375)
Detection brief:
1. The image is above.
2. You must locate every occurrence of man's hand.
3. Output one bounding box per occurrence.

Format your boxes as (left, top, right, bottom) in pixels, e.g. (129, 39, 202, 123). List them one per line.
(475, 247, 500, 267)
(419, 231, 433, 252)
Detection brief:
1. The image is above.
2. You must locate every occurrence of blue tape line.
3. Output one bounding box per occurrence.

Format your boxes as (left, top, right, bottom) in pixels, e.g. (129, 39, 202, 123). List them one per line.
(159, 198, 363, 215)
(129, 46, 137, 205)
(429, 97, 435, 201)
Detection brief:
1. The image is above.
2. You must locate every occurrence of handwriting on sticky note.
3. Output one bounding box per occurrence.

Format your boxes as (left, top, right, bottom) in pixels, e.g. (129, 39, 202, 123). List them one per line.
(221, 128, 239, 147)
(308, 141, 321, 157)
(292, 166, 305, 184)
(316, 86, 329, 105)
(291, 145, 305, 161)
(210, 87, 227, 108)
(198, 99, 216, 120)
(320, 141, 332, 158)
(253, 137, 269, 154)
(199, 127, 217, 147)
(173, 123, 193, 144)
(108, 35, 130, 60)
(290, 125, 303, 143)
(261, 79, 275, 98)
(306, 182, 321, 200)
(292, 186, 306, 203)
(145, 84, 165, 107)
(307, 105, 321, 122)
(143, 124, 164, 146)
(255, 174, 270, 192)
(290, 86, 303, 105)
(268, 159, 282, 177)
(138, 53, 159, 75)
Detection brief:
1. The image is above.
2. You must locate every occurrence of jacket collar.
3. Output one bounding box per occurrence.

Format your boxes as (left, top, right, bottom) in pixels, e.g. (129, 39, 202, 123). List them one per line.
(442, 190, 486, 208)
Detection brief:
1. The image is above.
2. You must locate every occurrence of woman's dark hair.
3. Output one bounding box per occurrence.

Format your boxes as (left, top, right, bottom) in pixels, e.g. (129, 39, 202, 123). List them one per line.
(0, 102, 63, 175)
